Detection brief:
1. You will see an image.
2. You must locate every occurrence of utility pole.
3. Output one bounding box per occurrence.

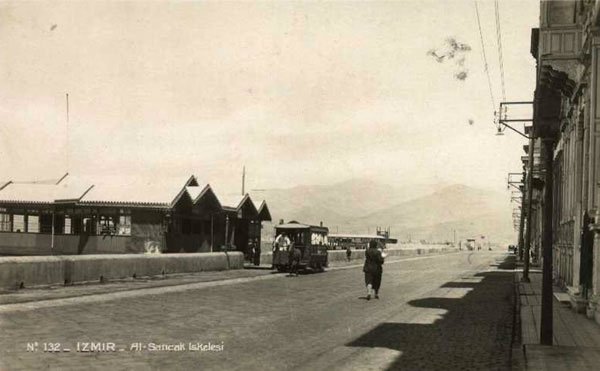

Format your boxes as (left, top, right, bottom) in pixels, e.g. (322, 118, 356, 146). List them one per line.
(522, 130, 535, 283)
(242, 166, 245, 195)
(66, 93, 69, 173)
(518, 172, 526, 262)
(540, 137, 554, 345)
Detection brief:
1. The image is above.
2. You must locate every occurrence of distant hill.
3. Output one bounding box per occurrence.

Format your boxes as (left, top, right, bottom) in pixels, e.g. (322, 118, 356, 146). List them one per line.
(252, 180, 516, 245)
(251, 178, 445, 226)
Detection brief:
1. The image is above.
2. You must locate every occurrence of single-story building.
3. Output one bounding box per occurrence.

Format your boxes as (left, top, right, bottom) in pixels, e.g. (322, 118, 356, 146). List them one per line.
(0, 174, 271, 256)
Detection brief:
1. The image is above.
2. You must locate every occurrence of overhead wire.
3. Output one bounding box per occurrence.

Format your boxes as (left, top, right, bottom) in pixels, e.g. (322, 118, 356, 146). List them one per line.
(474, 0, 496, 111)
(494, 0, 507, 102)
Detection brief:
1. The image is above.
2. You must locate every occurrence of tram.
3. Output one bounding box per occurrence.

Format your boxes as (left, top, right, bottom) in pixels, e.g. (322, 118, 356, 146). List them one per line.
(272, 221, 329, 272)
(327, 234, 387, 250)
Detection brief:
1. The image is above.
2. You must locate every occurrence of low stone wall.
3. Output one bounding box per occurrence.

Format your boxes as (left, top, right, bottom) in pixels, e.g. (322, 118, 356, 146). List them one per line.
(0, 256, 66, 290)
(258, 245, 457, 267)
(0, 252, 243, 290)
(327, 245, 457, 266)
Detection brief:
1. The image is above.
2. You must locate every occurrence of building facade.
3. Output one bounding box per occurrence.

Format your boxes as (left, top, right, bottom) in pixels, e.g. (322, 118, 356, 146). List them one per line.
(0, 174, 271, 256)
(528, 0, 600, 320)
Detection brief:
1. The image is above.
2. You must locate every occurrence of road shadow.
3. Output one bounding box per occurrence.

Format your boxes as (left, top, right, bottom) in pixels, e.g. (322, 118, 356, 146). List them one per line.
(345, 254, 516, 370)
(243, 266, 274, 271)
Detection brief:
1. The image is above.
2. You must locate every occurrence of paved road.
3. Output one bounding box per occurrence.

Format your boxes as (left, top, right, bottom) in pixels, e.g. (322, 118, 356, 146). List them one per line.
(0, 251, 515, 371)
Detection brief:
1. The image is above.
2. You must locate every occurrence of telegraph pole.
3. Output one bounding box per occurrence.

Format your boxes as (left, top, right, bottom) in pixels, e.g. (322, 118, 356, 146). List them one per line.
(540, 137, 554, 345)
(241, 166, 245, 195)
(66, 93, 69, 173)
(522, 130, 535, 283)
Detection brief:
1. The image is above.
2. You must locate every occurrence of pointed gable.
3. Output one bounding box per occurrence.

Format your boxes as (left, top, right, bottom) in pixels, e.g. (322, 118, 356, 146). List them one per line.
(256, 200, 272, 221)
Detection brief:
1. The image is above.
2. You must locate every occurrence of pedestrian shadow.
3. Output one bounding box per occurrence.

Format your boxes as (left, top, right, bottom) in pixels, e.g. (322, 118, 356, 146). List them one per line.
(345, 255, 516, 370)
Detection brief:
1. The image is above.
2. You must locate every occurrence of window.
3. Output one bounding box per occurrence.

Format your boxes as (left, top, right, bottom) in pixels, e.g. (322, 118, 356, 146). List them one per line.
(39, 214, 53, 233)
(27, 215, 39, 233)
(64, 216, 72, 234)
(98, 215, 116, 235)
(72, 216, 82, 234)
(83, 217, 94, 234)
(13, 214, 24, 232)
(0, 213, 10, 232)
(118, 215, 131, 236)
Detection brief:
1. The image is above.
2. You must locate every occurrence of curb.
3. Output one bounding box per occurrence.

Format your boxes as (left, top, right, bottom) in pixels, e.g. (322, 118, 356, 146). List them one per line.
(512, 263, 527, 370)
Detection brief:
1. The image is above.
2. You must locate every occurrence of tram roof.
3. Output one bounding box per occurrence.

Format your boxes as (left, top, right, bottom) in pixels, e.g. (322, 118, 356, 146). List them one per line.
(328, 234, 386, 240)
(276, 221, 328, 232)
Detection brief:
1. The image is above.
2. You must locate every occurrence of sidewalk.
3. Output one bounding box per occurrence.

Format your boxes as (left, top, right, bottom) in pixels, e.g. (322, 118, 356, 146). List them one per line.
(515, 264, 600, 370)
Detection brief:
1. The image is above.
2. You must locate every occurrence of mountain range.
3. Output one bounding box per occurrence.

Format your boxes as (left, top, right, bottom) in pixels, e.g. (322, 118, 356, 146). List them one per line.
(250, 179, 516, 245)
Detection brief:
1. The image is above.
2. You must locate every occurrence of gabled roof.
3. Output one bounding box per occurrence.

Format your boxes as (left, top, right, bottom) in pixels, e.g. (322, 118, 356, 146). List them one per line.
(186, 186, 204, 202)
(0, 183, 61, 204)
(76, 174, 198, 207)
(53, 176, 95, 203)
(220, 193, 259, 218)
(0, 181, 92, 204)
(219, 194, 247, 210)
(0, 181, 11, 191)
(255, 200, 272, 221)
(0, 174, 199, 208)
(185, 185, 222, 209)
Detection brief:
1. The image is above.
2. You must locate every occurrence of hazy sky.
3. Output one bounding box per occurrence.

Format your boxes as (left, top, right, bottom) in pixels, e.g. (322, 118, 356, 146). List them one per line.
(0, 1, 538, 196)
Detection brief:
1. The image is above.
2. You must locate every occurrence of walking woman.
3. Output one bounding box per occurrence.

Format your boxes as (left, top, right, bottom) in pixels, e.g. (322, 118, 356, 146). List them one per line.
(363, 240, 384, 300)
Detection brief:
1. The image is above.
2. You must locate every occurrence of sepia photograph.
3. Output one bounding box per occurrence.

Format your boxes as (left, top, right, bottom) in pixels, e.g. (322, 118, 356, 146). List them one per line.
(0, 0, 598, 370)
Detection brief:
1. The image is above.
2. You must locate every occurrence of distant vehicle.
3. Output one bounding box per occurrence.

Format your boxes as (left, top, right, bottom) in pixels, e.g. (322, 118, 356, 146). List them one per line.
(272, 221, 329, 272)
(327, 234, 389, 250)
